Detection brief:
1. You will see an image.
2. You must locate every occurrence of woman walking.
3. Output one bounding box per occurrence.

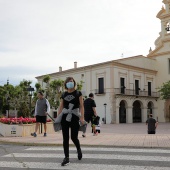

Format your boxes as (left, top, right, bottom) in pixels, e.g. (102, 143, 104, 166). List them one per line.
(57, 77, 84, 166)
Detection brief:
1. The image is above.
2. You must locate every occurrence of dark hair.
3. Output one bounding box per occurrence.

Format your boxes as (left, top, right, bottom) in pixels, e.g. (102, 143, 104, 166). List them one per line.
(64, 77, 76, 89)
(38, 91, 44, 96)
(150, 114, 153, 117)
(89, 93, 94, 97)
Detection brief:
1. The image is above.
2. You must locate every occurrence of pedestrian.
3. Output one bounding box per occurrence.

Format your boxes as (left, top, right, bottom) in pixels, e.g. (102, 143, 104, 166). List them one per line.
(57, 77, 84, 166)
(146, 114, 158, 134)
(82, 93, 98, 137)
(31, 91, 50, 137)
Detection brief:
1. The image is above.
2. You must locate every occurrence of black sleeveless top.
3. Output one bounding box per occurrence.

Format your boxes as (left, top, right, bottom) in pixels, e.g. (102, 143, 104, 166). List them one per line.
(61, 90, 82, 110)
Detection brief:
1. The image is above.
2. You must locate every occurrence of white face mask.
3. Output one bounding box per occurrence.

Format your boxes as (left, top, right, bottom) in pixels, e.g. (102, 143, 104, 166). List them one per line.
(66, 82, 74, 89)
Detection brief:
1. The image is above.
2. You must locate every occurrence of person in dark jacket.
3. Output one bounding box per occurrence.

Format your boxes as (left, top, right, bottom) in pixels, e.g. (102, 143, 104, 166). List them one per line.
(146, 114, 158, 134)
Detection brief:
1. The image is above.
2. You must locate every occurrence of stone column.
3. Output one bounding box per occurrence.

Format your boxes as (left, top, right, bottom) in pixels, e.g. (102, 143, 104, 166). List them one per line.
(116, 106, 119, 124)
(127, 106, 133, 123)
(153, 107, 158, 122)
(142, 107, 148, 123)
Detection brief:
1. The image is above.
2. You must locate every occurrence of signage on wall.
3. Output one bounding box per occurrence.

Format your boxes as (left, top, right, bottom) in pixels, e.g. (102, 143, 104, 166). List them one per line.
(11, 126, 16, 134)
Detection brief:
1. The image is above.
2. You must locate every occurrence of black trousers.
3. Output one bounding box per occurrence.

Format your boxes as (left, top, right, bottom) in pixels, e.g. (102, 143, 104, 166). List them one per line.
(61, 115, 80, 158)
(148, 131, 155, 134)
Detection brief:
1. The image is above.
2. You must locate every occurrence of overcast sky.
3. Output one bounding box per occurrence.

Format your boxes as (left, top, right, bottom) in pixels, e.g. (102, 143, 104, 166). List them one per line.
(0, 0, 163, 86)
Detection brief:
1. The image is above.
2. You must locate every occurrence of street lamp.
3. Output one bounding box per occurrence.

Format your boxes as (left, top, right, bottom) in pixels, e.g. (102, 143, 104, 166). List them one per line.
(104, 103, 107, 124)
(6, 79, 10, 118)
(6, 96, 10, 118)
(26, 86, 34, 116)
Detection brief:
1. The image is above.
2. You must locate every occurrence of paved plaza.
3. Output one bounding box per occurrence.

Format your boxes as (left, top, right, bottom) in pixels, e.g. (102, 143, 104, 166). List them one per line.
(0, 123, 170, 148)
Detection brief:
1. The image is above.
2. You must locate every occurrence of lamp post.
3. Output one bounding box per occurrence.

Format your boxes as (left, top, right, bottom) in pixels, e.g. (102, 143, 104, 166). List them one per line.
(26, 86, 34, 116)
(104, 103, 107, 124)
(7, 96, 10, 118)
(6, 79, 10, 118)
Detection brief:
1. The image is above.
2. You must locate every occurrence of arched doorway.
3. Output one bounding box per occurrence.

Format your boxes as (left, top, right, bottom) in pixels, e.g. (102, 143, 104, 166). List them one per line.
(147, 101, 153, 119)
(133, 100, 141, 123)
(119, 100, 126, 123)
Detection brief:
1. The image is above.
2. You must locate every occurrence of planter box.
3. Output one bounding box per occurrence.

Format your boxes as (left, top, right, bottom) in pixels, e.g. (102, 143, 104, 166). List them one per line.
(40, 122, 54, 134)
(0, 123, 23, 137)
(0, 122, 54, 137)
(20, 124, 36, 137)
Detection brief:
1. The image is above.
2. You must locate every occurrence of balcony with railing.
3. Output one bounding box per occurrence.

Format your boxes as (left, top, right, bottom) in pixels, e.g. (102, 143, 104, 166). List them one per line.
(114, 88, 160, 98)
(94, 89, 106, 95)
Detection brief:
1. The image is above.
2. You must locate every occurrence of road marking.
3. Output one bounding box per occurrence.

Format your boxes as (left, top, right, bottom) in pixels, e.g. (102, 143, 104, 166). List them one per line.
(1, 146, 170, 170)
(26, 146, 170, 153)
(3, 153, 170, 162)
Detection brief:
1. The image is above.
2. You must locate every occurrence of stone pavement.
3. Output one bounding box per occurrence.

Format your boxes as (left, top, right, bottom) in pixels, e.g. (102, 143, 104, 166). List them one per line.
(0, 123, 170, 148)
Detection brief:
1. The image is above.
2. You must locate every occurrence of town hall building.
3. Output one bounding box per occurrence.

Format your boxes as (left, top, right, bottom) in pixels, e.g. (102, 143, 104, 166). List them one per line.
(36, 0, 170, 124)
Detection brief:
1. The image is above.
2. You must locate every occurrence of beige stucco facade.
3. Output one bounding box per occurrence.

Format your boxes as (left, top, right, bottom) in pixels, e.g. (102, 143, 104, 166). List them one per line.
(36, 1, 170, 124)
(147, 0, 170, 123)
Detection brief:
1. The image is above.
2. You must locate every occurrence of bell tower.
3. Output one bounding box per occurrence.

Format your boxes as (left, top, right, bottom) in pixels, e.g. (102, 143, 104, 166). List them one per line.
(159, 0, 170, 37)
(163, 0, 170, 13)
(147, 0, 170, 57)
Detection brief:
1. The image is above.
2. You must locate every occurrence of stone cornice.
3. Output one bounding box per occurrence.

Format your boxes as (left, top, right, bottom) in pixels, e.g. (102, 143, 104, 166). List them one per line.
(157, 13, 170, 19)
(36, 57, 157, 80)
(147, 50, 170, 58)
(147, 38, 170, 57)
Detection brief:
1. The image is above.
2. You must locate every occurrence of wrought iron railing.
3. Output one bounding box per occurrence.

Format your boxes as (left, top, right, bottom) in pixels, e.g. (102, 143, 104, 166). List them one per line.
(94, 89, 106, 95)
(114, 88, 160, 98)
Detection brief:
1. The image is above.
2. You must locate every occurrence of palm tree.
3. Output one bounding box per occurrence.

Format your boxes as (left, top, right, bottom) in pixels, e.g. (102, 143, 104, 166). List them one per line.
(49, 79, 64, 109)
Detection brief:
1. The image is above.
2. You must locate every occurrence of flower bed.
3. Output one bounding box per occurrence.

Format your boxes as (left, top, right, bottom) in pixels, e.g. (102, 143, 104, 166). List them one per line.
(0, 117, 52, 125)
(0, 117, 53, 137)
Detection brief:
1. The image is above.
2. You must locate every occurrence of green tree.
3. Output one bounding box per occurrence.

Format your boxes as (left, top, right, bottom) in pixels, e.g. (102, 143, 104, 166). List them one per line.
(1, 79, 34, 117)
(158, 80, 170, 99)
(12, 80, 32, 117)
(43, 75, 50, 84)
(0, 77, 84, 117)
(35, 83, 41, 91)
(17, 102, 30, 117)
(77, 80, 84, 91)
(0, 85, 7, 114)
(49, 79, 64, 109)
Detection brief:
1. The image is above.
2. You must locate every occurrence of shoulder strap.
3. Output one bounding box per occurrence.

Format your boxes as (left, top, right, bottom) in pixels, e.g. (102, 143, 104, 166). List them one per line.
(76, 90, 79, 96)
(61, 92, 65, 99)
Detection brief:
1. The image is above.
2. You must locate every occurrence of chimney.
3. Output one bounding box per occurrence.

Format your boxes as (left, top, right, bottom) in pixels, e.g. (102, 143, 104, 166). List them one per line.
(59, 66, 62, 72)
(74, 61, 77, 68)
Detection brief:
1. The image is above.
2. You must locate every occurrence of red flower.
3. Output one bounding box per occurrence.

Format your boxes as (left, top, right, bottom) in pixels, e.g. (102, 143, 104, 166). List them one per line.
(0, 117, 51, 125)
(0, 117, 35, 125)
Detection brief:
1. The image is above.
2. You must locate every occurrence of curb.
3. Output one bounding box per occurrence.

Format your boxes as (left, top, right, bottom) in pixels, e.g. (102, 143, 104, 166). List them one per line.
(1, 140, 170, 149)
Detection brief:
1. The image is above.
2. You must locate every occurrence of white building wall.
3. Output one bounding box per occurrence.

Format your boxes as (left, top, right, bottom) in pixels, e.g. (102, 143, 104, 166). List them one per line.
(92, 65, 112, 124)
(36, 60, 158, 124)
(154, 54, 170, 122)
